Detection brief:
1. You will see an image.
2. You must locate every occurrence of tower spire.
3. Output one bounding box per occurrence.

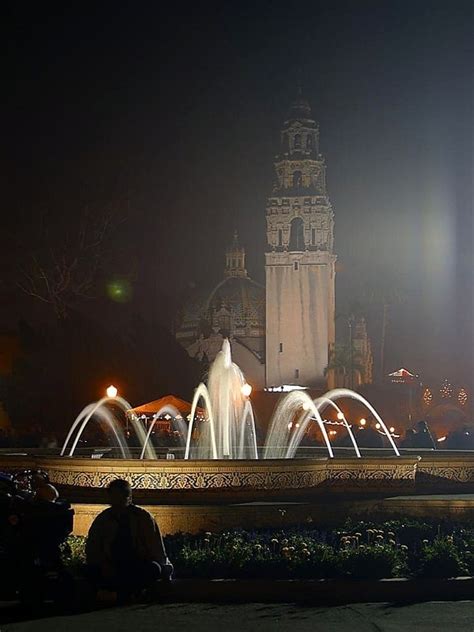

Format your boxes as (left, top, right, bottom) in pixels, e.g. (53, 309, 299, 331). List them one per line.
(225, 230, 247, 278)
(288, 78, 312, 120)
(295, 68, 303, 97)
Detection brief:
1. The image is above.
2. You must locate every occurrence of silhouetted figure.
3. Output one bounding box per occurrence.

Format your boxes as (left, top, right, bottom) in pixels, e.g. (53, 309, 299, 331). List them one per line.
(401, 428, 416, 448)
(86, 479, 172, 603)
(355, 423, 384, 448)
(412, 420, 436, 449)
(445, 426, 474, 450)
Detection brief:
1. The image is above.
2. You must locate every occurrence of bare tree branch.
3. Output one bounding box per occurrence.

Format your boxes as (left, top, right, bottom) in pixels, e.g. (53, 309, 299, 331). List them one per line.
(17, 202, 123, 319)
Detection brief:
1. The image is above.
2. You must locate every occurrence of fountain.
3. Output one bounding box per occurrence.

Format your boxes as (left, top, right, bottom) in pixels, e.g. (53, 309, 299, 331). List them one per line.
(0, 339, 424, 535)
(58, 339, 399, 462)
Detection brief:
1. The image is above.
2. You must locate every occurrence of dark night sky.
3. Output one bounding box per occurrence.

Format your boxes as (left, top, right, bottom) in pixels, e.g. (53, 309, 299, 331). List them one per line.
(2, 2, 473, 386)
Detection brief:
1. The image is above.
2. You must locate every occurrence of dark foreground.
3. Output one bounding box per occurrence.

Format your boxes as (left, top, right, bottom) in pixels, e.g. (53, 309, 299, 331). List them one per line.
(3, 601, 474, 631)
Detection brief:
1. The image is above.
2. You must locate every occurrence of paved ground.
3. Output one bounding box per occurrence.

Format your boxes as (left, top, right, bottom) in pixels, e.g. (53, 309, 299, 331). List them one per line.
(3, 601, 474, 631)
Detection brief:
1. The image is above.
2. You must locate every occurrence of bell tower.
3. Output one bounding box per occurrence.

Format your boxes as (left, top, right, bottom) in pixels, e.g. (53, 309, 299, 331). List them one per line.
(265, 88, 336, 387)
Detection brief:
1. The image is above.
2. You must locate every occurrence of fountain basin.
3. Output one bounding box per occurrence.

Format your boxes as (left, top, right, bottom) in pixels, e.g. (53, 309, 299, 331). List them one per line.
(6, 452, 474, 535)
(0, 454, 419, 504)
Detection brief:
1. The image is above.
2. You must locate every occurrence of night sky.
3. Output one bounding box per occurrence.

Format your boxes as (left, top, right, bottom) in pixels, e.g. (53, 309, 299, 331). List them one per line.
(3, 2, 473, 387)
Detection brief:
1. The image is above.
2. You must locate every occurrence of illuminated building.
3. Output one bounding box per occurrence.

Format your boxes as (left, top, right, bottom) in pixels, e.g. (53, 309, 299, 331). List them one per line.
(176, 89, 337, 389)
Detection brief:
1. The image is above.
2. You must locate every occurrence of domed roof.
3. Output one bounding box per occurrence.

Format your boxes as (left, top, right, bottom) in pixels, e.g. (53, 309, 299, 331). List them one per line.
(175, 234, 265, 347)
(206, 275, 265, 328)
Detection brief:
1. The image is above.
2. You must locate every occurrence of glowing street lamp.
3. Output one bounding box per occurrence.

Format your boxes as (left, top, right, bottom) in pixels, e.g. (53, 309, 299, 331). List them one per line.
(360, 418, 367, 426)
(241, 383, 252, 398)
(389, 426, 395, 434)
(106, 385, 118, 399)
(337, 411, 344, 420)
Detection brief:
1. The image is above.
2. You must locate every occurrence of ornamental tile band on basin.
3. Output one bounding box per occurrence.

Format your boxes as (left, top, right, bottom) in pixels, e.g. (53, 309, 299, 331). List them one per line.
(49, 458, 417, 492)
(0, 454, 419, 500)
(6, 452, 474, 497)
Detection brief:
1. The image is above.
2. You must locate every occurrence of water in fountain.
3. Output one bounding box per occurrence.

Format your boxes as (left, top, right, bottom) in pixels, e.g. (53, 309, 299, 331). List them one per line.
(138, 405, 187, 460)
(263, 390, 334, 459)
(61, 340, 399, 460)
(184, 339, 258, 459)
(60, 396, 133, 458)
(264, 388, 400, 458)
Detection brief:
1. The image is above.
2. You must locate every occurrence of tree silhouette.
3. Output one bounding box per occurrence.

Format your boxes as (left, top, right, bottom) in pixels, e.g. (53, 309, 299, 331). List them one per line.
(324, 343, 364, 387)
(17, 203, 122, 320)
(363, 283, 406, 380)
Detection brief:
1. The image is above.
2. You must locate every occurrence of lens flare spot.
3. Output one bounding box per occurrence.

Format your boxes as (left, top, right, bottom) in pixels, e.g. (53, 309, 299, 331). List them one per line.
(106, 278, 132, 303)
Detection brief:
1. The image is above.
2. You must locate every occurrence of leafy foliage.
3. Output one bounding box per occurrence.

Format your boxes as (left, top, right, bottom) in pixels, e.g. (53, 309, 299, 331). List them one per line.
(60, 535, 86, 571)
(417, 538, 467, 578)
(61, 519, 474, 580)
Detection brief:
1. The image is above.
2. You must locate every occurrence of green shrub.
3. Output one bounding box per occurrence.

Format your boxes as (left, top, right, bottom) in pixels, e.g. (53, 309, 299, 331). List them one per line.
(61, 535, 86, 570)
(343, 519, 436, 547)
(337, 544, 406, 579)
(59, 522, 474, 581)
(286, 538, 338, 579)
(173, 534, 339, 579)
(417, 538, 467, 578)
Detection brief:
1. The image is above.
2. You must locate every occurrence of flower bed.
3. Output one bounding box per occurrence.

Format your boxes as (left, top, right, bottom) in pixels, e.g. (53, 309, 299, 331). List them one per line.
(62, 518, 474, 580)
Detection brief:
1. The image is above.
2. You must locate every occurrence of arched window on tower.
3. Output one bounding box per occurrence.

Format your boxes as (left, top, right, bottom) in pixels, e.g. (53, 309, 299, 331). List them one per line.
(278, 229, 283, 247)
(292, 170, 303, 188)
(293, 134, 301, 150)
(306, 134, 313, 151)
(289, 217, 305, 251)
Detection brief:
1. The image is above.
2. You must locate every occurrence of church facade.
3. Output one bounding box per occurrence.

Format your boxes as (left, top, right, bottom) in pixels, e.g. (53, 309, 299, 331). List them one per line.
(176, 91, 340, 390)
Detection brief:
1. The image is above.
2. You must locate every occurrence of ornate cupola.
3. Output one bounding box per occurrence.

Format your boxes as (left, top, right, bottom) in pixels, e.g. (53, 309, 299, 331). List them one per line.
(273, 85, 324, 195)
(224, 231, 248, 278)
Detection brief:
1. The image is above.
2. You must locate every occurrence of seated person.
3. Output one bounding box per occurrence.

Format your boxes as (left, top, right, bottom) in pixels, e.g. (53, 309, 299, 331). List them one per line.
(85, 479, 172, 601)
(20, 480, 73, 570)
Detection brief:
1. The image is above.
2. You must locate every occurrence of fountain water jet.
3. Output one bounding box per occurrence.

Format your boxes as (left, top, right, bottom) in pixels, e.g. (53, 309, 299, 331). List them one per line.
(184, 383, 218, 459)
(59, 342, 399, 461)
(60, 395, 132, 458)
(322, 388, 400, 456)
(313, 397, 361, 458)
(263, 390, 334, 459)
(139, 405, 187, 460)
(185, 339, 258, 460)
(283, 396, 361, 459)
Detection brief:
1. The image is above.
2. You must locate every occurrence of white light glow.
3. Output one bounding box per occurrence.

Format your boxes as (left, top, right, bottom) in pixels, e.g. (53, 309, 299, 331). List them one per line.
(241, 383, 252, 397)
(106, 385, 118, 399)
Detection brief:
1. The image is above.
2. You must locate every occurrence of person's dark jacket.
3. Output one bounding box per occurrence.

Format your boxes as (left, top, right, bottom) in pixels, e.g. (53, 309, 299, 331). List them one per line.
(86, 504, 167, 567)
